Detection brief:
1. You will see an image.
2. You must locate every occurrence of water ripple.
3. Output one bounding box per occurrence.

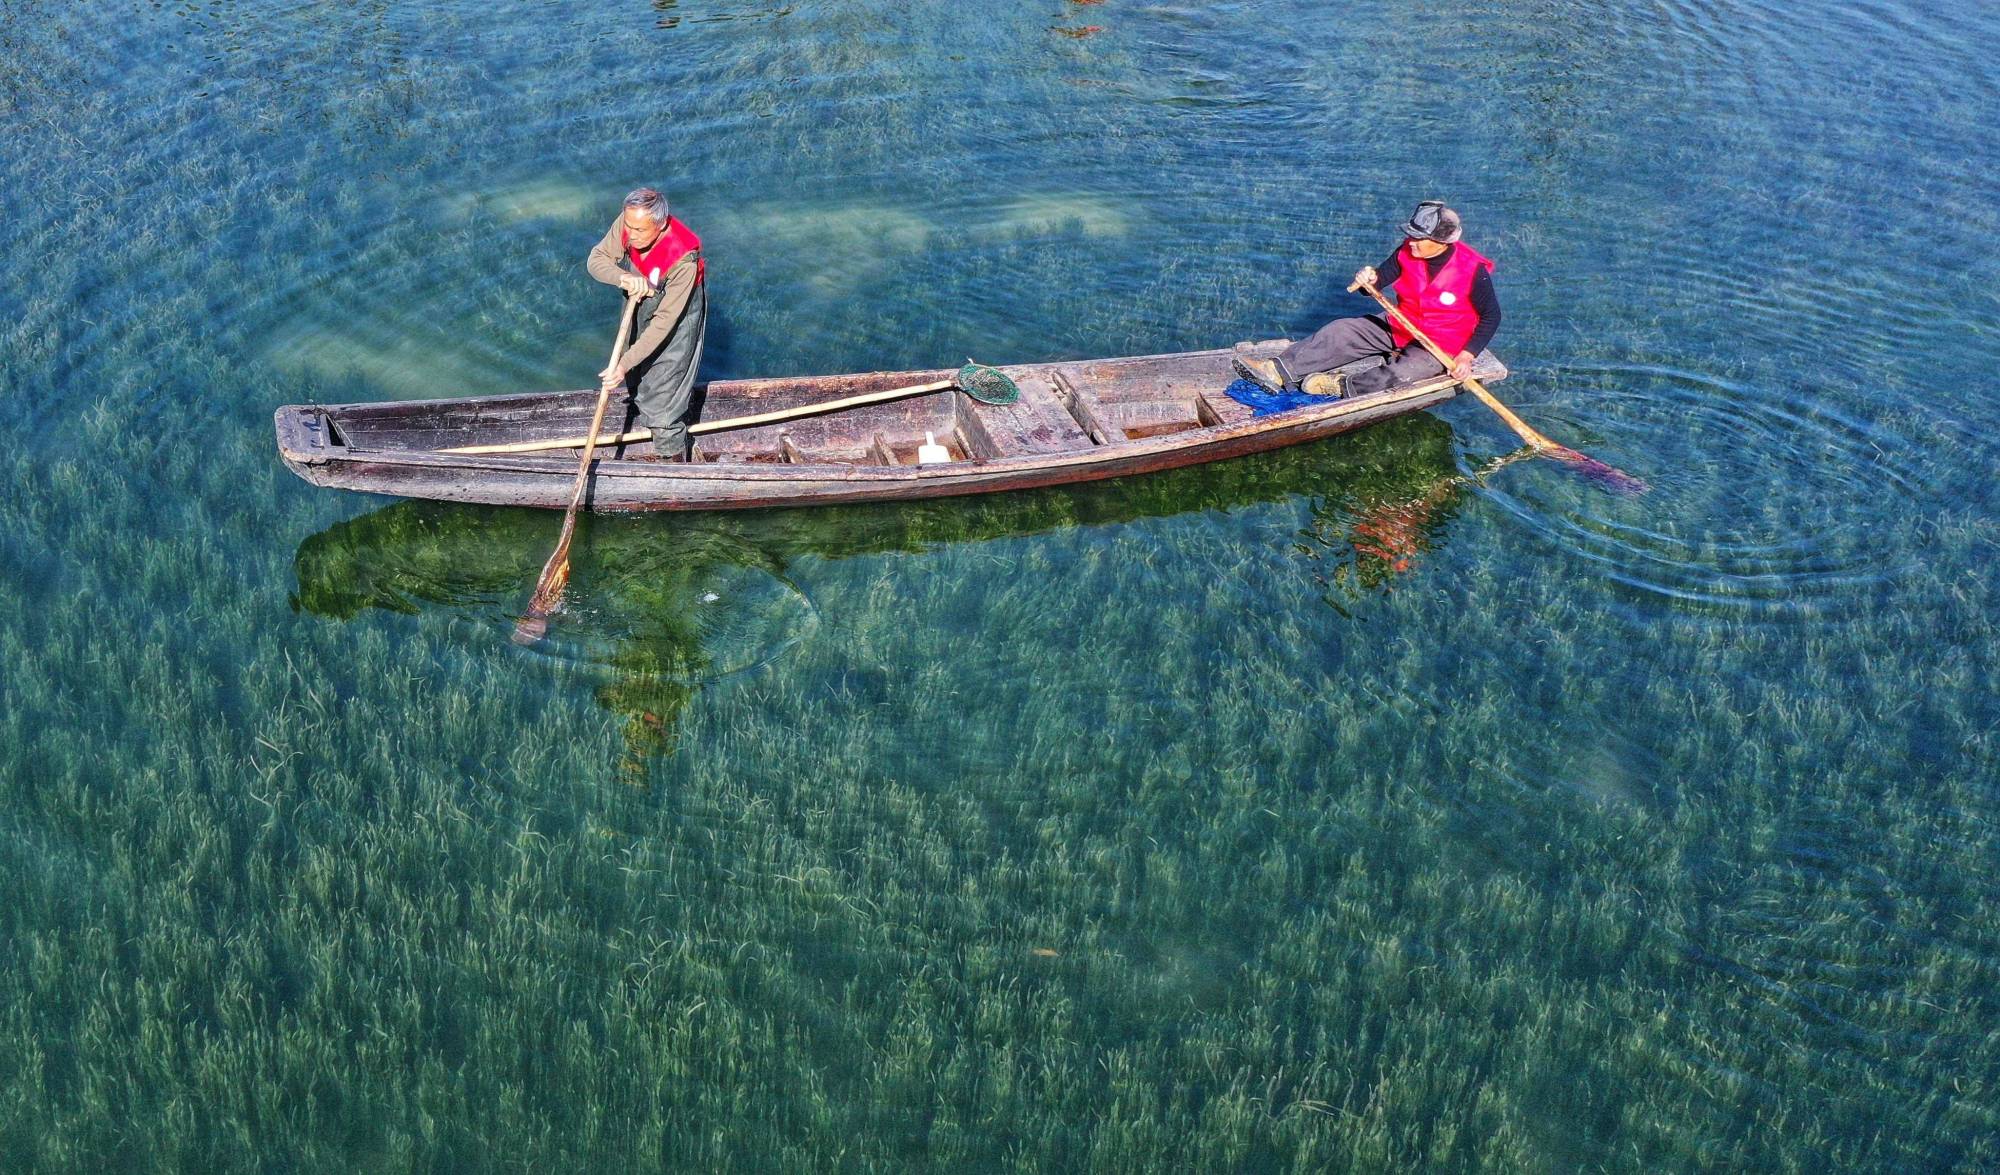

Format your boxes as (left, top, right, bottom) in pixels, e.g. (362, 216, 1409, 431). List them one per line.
(1479, 360, 1923, 623)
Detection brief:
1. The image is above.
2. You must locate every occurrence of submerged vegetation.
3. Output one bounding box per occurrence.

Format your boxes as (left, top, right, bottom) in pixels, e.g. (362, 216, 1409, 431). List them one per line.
(2, 0, 1998, 1170)
(4, 402, 1996, 1168)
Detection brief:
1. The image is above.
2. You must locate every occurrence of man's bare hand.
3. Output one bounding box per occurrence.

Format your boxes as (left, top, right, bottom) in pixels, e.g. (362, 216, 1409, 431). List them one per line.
(1352, 266, 1378, 291)
(599, 367, 624, 395)
(619, 273, 650, 297)
(1451, 351, 1475, 380)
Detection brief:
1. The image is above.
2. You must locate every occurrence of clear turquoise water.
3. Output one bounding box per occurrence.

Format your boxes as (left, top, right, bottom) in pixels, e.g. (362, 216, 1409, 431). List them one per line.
(3, 1, 1998, 1169)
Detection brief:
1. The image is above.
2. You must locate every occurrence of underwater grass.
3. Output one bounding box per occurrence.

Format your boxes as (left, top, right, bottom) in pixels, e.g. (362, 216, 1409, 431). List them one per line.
(3, 0, 2000, 1171)
(4, 392, 1997, 1170)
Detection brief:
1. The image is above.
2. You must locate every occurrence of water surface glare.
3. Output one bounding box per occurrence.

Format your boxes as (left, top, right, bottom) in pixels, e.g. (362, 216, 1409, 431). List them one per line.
(3, 0, 1998, 1170)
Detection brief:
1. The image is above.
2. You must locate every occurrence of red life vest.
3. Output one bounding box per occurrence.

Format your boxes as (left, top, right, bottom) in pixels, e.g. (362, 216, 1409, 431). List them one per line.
(1389, 241, 1492, 356)
(624, 216, 705, 287)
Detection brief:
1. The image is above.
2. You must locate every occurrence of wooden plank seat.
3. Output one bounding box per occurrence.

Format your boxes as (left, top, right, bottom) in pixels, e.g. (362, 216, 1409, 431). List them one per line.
(955, 371, 1095, 459)
(1197, 387, 1257, 427)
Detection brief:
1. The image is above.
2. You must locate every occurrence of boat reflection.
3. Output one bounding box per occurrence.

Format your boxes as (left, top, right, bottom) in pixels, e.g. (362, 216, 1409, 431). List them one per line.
(293, 412, 1478, 770)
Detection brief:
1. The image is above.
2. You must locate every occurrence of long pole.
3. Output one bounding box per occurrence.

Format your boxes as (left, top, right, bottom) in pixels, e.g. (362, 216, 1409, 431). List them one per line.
(440, 379, 957, 456)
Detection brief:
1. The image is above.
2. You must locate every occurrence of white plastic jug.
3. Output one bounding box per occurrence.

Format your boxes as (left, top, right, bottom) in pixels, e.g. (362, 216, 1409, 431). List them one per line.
(917, 431, 950, 465)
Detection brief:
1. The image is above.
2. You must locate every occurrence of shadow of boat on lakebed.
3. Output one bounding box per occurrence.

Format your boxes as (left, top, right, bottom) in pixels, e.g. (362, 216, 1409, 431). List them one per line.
(292, 412, 1474, 764)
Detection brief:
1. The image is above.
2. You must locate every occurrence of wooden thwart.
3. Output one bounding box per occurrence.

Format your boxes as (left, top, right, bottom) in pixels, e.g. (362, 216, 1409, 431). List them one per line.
(1049, 371, 1121, 445)
(956, 372, 1092, 458)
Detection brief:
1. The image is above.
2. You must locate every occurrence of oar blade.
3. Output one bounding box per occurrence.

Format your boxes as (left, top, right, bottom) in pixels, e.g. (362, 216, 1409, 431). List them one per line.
(512, 612, 553, 646)
(1550, 447, 1649, 495)
(514, 561, 569, 644)
(515, 531, 575, 644)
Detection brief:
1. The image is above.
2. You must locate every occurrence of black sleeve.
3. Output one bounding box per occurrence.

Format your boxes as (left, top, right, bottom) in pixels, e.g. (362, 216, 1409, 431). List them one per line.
(1463, 267, 1502, 355)
(1374, 251, 1403, 288)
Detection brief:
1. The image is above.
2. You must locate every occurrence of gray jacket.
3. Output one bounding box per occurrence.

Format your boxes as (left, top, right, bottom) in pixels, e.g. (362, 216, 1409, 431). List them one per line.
(586, 220, 702, 379)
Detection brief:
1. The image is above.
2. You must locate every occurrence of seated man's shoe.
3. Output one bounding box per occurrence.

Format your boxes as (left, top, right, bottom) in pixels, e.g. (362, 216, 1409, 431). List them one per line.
(1301, 371, 1346, 398)
(1232, 356, 1289, 392)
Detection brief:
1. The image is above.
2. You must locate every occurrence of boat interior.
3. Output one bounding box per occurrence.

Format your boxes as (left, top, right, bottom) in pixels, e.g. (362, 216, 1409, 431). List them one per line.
(310, 348, 1501, 469)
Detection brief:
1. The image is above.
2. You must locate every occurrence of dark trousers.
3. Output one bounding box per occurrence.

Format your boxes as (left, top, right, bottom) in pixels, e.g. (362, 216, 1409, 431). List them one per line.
(1279, 314, 1444, 396)
(629, 284, 707, 458)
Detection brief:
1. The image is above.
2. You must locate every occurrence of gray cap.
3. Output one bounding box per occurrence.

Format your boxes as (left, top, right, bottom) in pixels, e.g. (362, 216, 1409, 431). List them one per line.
(1401, 200, 1462, 244)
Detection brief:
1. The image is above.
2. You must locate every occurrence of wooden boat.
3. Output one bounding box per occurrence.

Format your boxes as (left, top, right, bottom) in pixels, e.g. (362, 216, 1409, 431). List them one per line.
(272, 340, 1507, 511)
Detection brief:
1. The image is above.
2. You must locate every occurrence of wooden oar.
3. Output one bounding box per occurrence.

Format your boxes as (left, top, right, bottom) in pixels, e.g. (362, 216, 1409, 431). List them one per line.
(1351, 276, 1647, 494)
(514, 287, 646, 643)
(440, 377, 957, 456)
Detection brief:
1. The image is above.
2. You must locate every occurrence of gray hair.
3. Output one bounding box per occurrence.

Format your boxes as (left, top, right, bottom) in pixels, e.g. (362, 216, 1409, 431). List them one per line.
(623, 187, 670, 224)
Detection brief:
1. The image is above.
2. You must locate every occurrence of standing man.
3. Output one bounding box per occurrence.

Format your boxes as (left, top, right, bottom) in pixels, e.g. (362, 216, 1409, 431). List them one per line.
(587, 187, 707, 460)
(1237, 200, 1501, 399)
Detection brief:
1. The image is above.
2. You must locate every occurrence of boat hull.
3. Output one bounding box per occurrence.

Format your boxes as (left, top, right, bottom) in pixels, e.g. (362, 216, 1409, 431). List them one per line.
(274, 342, 1505, 511)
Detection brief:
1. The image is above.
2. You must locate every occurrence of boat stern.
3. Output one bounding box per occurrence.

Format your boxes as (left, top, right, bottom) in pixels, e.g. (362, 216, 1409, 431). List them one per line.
(273, 404, 337, 484)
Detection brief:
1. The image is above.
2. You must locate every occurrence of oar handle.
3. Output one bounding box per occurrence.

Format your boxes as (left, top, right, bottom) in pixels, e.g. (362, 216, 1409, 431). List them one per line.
(608, 286, 645, 367)
(577, 290, 645, 465)
(1350, 277, 1558, 451)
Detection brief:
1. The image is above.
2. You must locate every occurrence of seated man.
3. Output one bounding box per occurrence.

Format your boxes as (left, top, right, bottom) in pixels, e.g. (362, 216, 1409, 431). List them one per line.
(1237, 200, 1500, 398)
(587, 187, 707, 460)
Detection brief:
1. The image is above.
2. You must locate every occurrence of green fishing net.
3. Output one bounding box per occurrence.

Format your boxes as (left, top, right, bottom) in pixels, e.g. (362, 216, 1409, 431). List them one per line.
(957, 361, 1021, 405)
